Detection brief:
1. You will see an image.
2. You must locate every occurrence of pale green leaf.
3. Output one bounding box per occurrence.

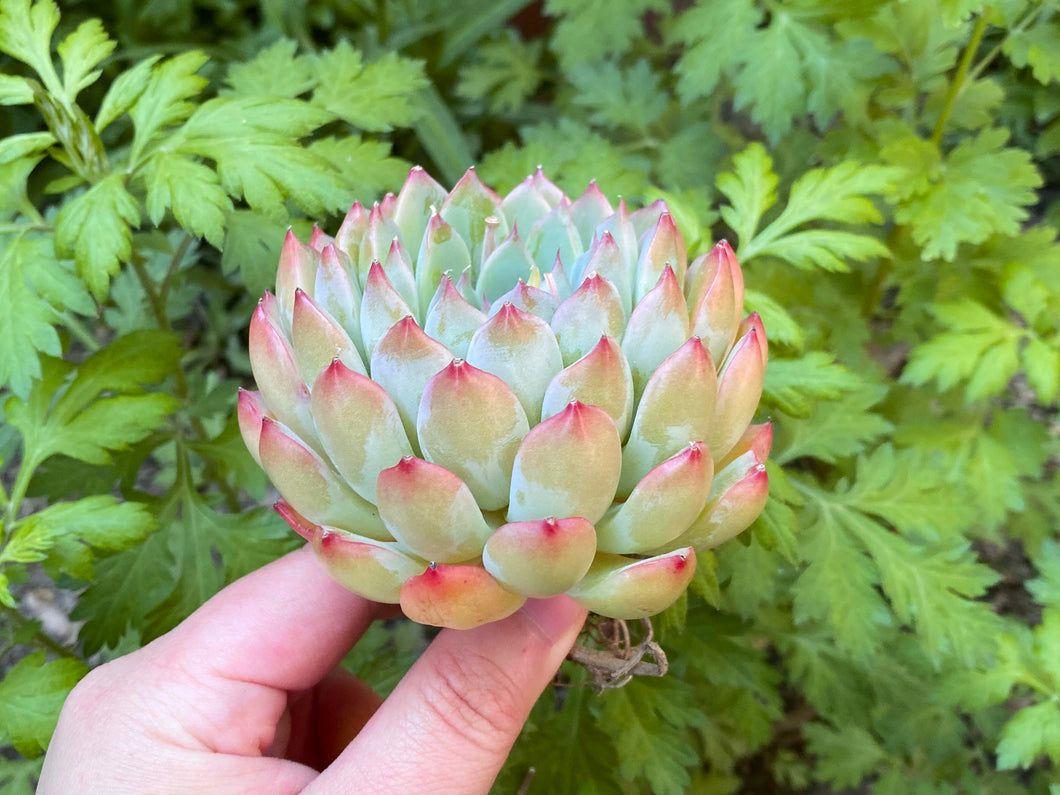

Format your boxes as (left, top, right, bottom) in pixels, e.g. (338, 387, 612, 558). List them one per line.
(0, 652, 87, 757)
(716, 143, 778, 252)
(776, 383, 893, 465)
(0, 131, 55, 164)
(1004, 20, 1060, 84)
(0, 73, 35, 105)
(56, 18, 114, 100)
(455, 31, 544, 115)
(128, 51, 209, 164)
(762, 352, 863, 416)
(224, 38, 315, 98)
(0, 0, 60, 91)
(1022, 335, 1060, 403)
(730, 18, 806, 141)
(34, 497, 157, 580)
(53, 172, 139, 300)
(141, 151, 231, 246)
(94, 54, 160, 131)
(670, 0, 760, 103)
(311, 44, 426, 131)
(0, 234, 63, 397)
(996, 700, 1060, 769)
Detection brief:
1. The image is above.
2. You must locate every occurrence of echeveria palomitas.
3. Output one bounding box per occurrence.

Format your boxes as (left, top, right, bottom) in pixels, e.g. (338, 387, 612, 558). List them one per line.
(240, 167, 769, 630)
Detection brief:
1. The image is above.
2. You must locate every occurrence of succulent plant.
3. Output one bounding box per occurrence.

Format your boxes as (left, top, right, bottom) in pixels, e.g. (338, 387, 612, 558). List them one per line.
(238, 167, 769, 630)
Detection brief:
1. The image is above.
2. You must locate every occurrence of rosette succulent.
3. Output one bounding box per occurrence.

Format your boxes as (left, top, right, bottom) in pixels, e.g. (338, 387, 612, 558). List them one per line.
(239, 167, 769, 630)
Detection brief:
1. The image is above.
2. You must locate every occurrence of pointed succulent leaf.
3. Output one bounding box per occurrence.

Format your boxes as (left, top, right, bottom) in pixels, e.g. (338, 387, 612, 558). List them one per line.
(526, 200, 582, 273)
(381, 239, 420, 311)
(249, 295, 315, 442)
(466, 303, 563, 424)
(629, 199, 669, 240)
(501, 175, 553, 237)
(276, 229, 321, 319)
(400, 563, 525, 630)
(570, 232, 632, 317)
(417, 359, 529, 511)
(483, 517, 597, 598)
(423, 274, 488, 359)
(478, 226, 536, 303)
(358, 203, 402, 284)
(619, 337, 717, 498)
(274, 498, 317, 541)
(488, 279, 558, 323)
(668, 451, 768, 551)
(360, 261, 415, 361)
(710, 326, 766, 460)
(237, 389, 268, 466)
(258, 417, 390, 539)
(738, 311, 768, 367)
(543, 253, 572, 300)
(567, 548, 696, 620)
(530, 167, 564, 207)
(569, 181, 614, 249)
(507, 401, 621, 524)
(370, 316, 453, 454)
(596, 442, 712, 554)
(417, 211, 472, 316)
(314, 245, 365, 359)
(717, 422, 772, 471)
(541, 336, 634, 439)
(622, 266, 691, 399)
(688, 244, 740, 365)
(635, 212, 687, 301)
(291, 289, 366, 385)
(440, 167, 507, 273)
(550, 273, 625, 366)
(392, 166, 447, 253)
(334, 202, 369, 269)
(310, 359, 413, 503)
(310, 225, 333, 252)
(314, 526, 427, 603)
(594, 200, 638, 275)
(376, 456, 493, 563)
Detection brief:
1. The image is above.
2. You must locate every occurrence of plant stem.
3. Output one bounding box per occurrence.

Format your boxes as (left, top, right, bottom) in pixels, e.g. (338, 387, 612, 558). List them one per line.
(931, 8, 991, 146)
(58, 312, 101, 353)
(966, 4, 1044, 84)
(130, 257, 170, 331)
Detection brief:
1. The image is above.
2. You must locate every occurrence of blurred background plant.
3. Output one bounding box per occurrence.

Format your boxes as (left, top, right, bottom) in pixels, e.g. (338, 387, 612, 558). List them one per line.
(1, 0, 1058, 791)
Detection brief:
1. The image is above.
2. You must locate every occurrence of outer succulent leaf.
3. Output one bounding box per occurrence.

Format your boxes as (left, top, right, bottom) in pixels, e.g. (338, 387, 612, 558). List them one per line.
(274, 498, 317, 541)
(596, 442, 713, 554)
(257, 417, 390, 540)
(360, 260, 415, 360)
(569, 181, 613, 248)
(314, 526, 428, 603)
(376, 456, 493, 563)
(541, 336, 634, 439)
(483, 517, 597, 598)
(423, 274, 488, 358)
(359, 203, 402, 282)
(717, 422, 773, 471)
(622, 266, 691, 399)
(417, 359, 529, 511)
(381, 239, 420, 312)
(291, 289, 366, 385)
(738, 311, 768, 367)
(488, 279, 558, 323)
(309, 224, 333, 252)
(542, 254, 572, 300)
(417, 211, 472, 316)
(276, 229, 321, 318)
(570, 232, 633, 318)
(249, 295, 315, 443)
(688, 243, 739, 366)
(530, 167, 565, 207)
(526, 201, 582, 274)
(636, 212, 687, 300)
(334, 201, 369, 268)
(629, 198, 669, 240)
(440, 167, 507, 273)
(550, 273, 625, 366)
(371, 316, 453, 454)
(400, 563, 525, 630)
(619, 337, 717, 498)
(310, 360, 413, 503)
(392, 165, 447, 253)
(507, 401, 621, 524)
(594, 200, 638, 276)
(237, 388, 268, 466)
(710, 325, 766, 460)
(567, 548, 696, 620)
(466, 303, 563, 424)
(667, 451, 768, 551)
(478, 226, 535, 303)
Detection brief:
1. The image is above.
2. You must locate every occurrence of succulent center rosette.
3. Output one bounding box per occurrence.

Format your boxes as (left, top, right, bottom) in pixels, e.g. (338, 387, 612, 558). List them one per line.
(238, 166, 770, 630)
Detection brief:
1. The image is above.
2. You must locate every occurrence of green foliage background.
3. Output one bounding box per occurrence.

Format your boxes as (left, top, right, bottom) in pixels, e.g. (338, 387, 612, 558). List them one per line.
(1, 0, 1059, 791)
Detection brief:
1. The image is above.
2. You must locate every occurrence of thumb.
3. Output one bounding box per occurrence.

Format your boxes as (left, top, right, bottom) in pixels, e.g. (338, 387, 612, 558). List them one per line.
(304, 596, 587, 795)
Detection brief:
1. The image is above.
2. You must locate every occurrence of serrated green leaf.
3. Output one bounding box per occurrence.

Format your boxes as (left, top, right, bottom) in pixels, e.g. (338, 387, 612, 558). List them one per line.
(996, 700, 1060, 769)
(224, 38, 314, 98)
(141, 151, 231, 246)
(56, 18, 114, 100)
(567, 59, 667, 135)
(0, 755, 43, 795)
(0, 73, 35, 105)
(455, 31, 544, 115)
(94, 54, 160, 132)
(308, 136, 407, 198)
(0, 652, 87, 757)
(53, 172, 139, 300)
(1004, 20, 1060, 85)
(763, 352, 864, 416)
(717, 143, 778, 254)
(888, 129, 1042, 261)
(598, 677, 704, 795)
(803, 723, 887, 788)
(221, 208, 285, 297)
(718, 533, 781, 619)
(0, 131, 54, 164)
(1022, 335, 1060, 403)
(0, 0, 61, 93)
(670, 0, 760, 103)
(128, 51, 209, 164)
(731, 18, 806, 142)
(0, 234, 63, 396)
(311, 43, 426, 132)
(1028, 540, 1060, 607)
(544, 0, 668, 69)
(776, 383, 893, 465)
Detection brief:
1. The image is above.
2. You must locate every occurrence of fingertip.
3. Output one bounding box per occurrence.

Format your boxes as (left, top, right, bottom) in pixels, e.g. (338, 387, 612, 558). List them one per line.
(519, 595, 588, 646)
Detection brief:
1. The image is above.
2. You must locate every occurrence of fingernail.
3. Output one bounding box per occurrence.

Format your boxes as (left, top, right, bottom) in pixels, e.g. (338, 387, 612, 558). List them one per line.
(520, 595, 588, 644)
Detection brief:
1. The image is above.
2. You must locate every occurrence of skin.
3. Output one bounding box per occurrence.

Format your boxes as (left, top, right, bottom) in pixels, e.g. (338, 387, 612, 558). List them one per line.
(38, 544, 587, 794)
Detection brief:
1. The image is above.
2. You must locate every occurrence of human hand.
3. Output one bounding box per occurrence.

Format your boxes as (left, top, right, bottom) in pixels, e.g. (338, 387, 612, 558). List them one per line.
(37, 544, 587, 794)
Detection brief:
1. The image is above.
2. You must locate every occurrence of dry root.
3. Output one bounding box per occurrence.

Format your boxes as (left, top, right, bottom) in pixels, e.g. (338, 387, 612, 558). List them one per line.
(566, 616, 668, 690)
